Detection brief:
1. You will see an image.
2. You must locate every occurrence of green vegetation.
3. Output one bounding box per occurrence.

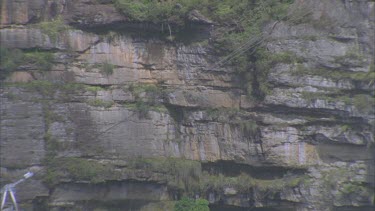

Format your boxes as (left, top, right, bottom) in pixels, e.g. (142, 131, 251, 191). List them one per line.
(15, 80, 56, 96)
(334, 46, 365, 63)
(245, 49, 303, 99)
(125, 101, 167, 113)
(126, 83, 166, 118)
(127, 157, 308, 196)
(135, 100, 152, 118)
(114, 0, 205, 24)
(43, 155, 310, 199)
(140, 201, 176, 211)
(341, 182, 367, 195)
(0, 47, 24, 78)
(206, 109, 258, 133)
(212, 0, 292, 41)
(174, 197, 209, 211)
(3, 92, 18, 100)
(353, 94, 374, 113)
(44, 157, 111, 186)
(38, 17, 70, 42)
(128, 83, 163, 99)
(24, 51, 54, 71)
(369, 63, 375, 87)
(100, 61, 115, 76)
(199, 172, 305, 193)
(321, 168, 354, 189)
(4, 81, 85, 97)
(206, 107, 240, 120)
(301, 91, 374, 114)
(340, 124, 350, 132)
(113, 0, 295, 99)
(370, 61, 375, 72)
(321, 168, 373, 200)
(293, 66, 375, 84)
(0, 47, 54, 79)
(239, 120, 258, 135)
(301, 35, 318, 41)
(84, 85, 106, 98)
(87, 99, 114, 108)
(203, 0, 295, 100)
(85, 85, 105, 93)
(285, 3, 334, 29)
(43, 132, 69, 158)
(128, 157, 202, 191)
(42, 103, 72, 161)
(114, 0, 292, 26)
(302, 91, 353, 105)
(3, 80, 85, 104)
(44, 110, 64, 126)
(83, 62, 115, 76)
(293, 46, 373, 86)
(59, 82, 85, 93)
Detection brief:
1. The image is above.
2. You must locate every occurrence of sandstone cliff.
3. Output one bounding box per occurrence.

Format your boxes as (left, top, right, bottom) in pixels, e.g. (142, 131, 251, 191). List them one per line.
(0, 0, 374, 210)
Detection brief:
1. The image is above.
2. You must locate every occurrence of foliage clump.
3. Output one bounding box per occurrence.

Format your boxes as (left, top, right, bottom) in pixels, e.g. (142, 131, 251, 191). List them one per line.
(126, 83, 166, 118)
(100, 61, 115, 76)
(24, 51, 55, 71)
(244, 49, 303, 99)
(0, 48, 54, 79)
(0, 47, 24, 78)
(87, 99, 114, 108)
(38, 17, 70, 42)
(127, 157, 308, 196)
(174, 197, 209, 211)
(353, 94, 374, 113)
(4, 80, 85, 98)
(206, 0, 295, 100)
(128, 157, 202, 191)
(114, 0, 205, 24)
(44, 157, 111, 186)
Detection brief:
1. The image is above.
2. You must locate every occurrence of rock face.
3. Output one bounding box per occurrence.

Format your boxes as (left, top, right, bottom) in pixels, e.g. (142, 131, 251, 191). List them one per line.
(0, 0, 374, 211)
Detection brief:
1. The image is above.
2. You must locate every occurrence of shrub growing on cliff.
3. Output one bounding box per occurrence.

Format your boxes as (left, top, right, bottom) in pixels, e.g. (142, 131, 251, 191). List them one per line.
(135, 100, 151, 118)
(87, 98, 114, 108)
(0, 47, 54, 76)
(24, 51, 54, 71)
(114, 0, 207, 24)
(0, 47, 23, 70)
(100, 61, 115, 76)
(239, 120, 258, 135)
(208, 0, 295, 100)
(126, 83, 166, 118)
(128, 157, 202, 191)
(243, 49, 303, 99)
(44, 157, 111, 186)
(174, 197, 209, 211)
(353, 94, 374, 113)
(38, 17, 70, 42)
(0, 47, 24, 79)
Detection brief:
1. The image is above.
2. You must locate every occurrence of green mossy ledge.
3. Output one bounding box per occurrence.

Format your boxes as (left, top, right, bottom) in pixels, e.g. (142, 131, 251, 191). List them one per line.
(43, 157, 310, 196)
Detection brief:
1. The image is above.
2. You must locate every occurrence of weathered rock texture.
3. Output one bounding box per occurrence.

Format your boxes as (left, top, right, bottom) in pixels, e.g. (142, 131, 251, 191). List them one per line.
(0, 0, 374, 211)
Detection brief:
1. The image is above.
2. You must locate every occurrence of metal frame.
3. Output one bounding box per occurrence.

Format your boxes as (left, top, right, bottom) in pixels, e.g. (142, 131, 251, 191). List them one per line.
(0, 172, 33, 211)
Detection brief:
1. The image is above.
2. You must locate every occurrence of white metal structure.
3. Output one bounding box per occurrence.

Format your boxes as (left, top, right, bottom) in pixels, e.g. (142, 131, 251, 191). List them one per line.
(1, 172, 34, 211)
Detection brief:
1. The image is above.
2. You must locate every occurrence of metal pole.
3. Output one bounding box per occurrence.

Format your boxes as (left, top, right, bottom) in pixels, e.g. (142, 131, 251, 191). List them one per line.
(0, 190, 8, 210)
(8, 190, 18, 211)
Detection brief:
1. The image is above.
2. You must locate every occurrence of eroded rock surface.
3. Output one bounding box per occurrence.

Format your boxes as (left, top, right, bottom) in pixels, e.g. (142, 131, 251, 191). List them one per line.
(0, 0, 374, 211)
